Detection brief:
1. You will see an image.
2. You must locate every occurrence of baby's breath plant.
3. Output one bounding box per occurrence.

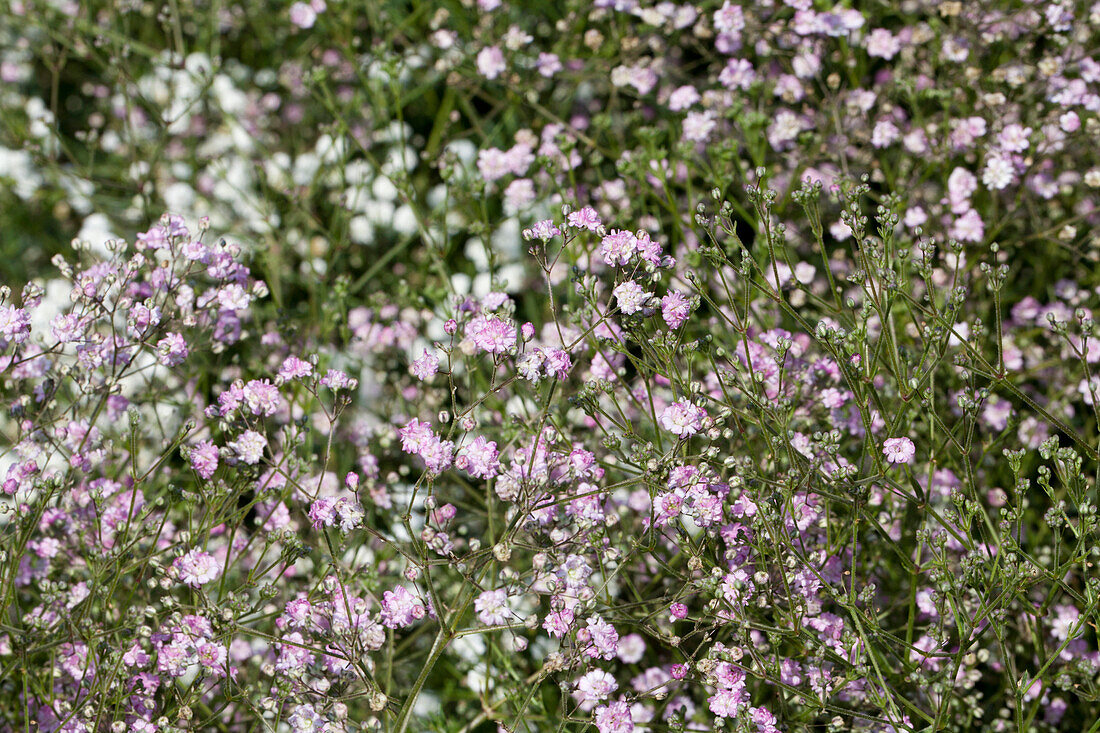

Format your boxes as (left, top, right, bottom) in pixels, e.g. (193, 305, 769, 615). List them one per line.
(3, 0, 1100, 732)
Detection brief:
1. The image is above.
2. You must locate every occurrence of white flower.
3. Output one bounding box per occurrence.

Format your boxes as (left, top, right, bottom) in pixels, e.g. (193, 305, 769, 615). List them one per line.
(982, 155, 1014, 190)
(613, 281, 652, 315)
(230, 430, 267, 465)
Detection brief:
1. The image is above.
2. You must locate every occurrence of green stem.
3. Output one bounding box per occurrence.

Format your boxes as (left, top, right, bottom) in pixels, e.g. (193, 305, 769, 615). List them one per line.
(393, 627, 450, 733)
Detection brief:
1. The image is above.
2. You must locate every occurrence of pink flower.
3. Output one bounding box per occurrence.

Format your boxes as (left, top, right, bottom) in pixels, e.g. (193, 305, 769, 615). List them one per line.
(278, 355, 314, 381)
(750, 706, 780, 733)
(525, 219, 561, 241)
(466, 315, 517, 354)
(947, 167, 978, 210)
(599, 229, 638, 266)
(580, 616, 619, 660)
(242, 379, 281, 416)
(542, 606, 575, 638)
(682, 111, 717, 142)
(659, 400, 707, 437)
(457, 436, 500, 479)
(477, 148, 510, 182)
(982, 154, 1015, 190)
(308, 497, 338, 529)
(156, 332, 188, 366)
(320, 368, 356, 391)
(544, 348, 572, 379)
(0, 305, 31, 345)
(719, 58, 755, 90)
(474, 588, 509, 625)
(865, 28, 900, 59)
(334, 498, 363, 532)
(230, 430, 267, 465)
(567, 206, 602, 231)
(410, 349, 439, 380)
(51, 313, 88, 343)
(196, 642, 228, 674)
(127, 303, 161, 338)
(593, 701, 634, 733)
(709, 686, 748, 718)
(616, 633, 645, 664)
(156, 639, 192, 677)
(661, 291, 691, 328)
(668, 85, 700, 111)
(951, 208, 985, 242)
(380, 586, 426, 628)
(882, 437, 916, 464)
(122, 643, 149, 668)
(399, 418, 436, 453)
(217, 283, 251, 312)
(174, 549, 220, 587)
(536, 52, 562, 77)
(713, 1, 745, 33)
(418, 436, 455, 474)
(289, 2, 317, 28)
(998, 123, 1032, 153)
(189, 440, 219, 479)
(288, 704, 322, 733)
(399, 416, 455, 474)
(575, 669, 618, 708)
(476, 46, 506, 80)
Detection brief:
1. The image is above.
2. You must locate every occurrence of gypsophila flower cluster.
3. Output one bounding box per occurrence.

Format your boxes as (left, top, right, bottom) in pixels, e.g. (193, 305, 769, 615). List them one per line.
(3, 0, 1100, 730)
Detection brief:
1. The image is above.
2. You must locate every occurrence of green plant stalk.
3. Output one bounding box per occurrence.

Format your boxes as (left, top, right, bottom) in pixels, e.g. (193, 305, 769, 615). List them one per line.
(392, 625, 449, 733)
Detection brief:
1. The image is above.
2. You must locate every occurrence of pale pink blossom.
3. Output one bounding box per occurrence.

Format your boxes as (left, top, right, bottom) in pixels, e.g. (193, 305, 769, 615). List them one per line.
(882, 437, 916, 464)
